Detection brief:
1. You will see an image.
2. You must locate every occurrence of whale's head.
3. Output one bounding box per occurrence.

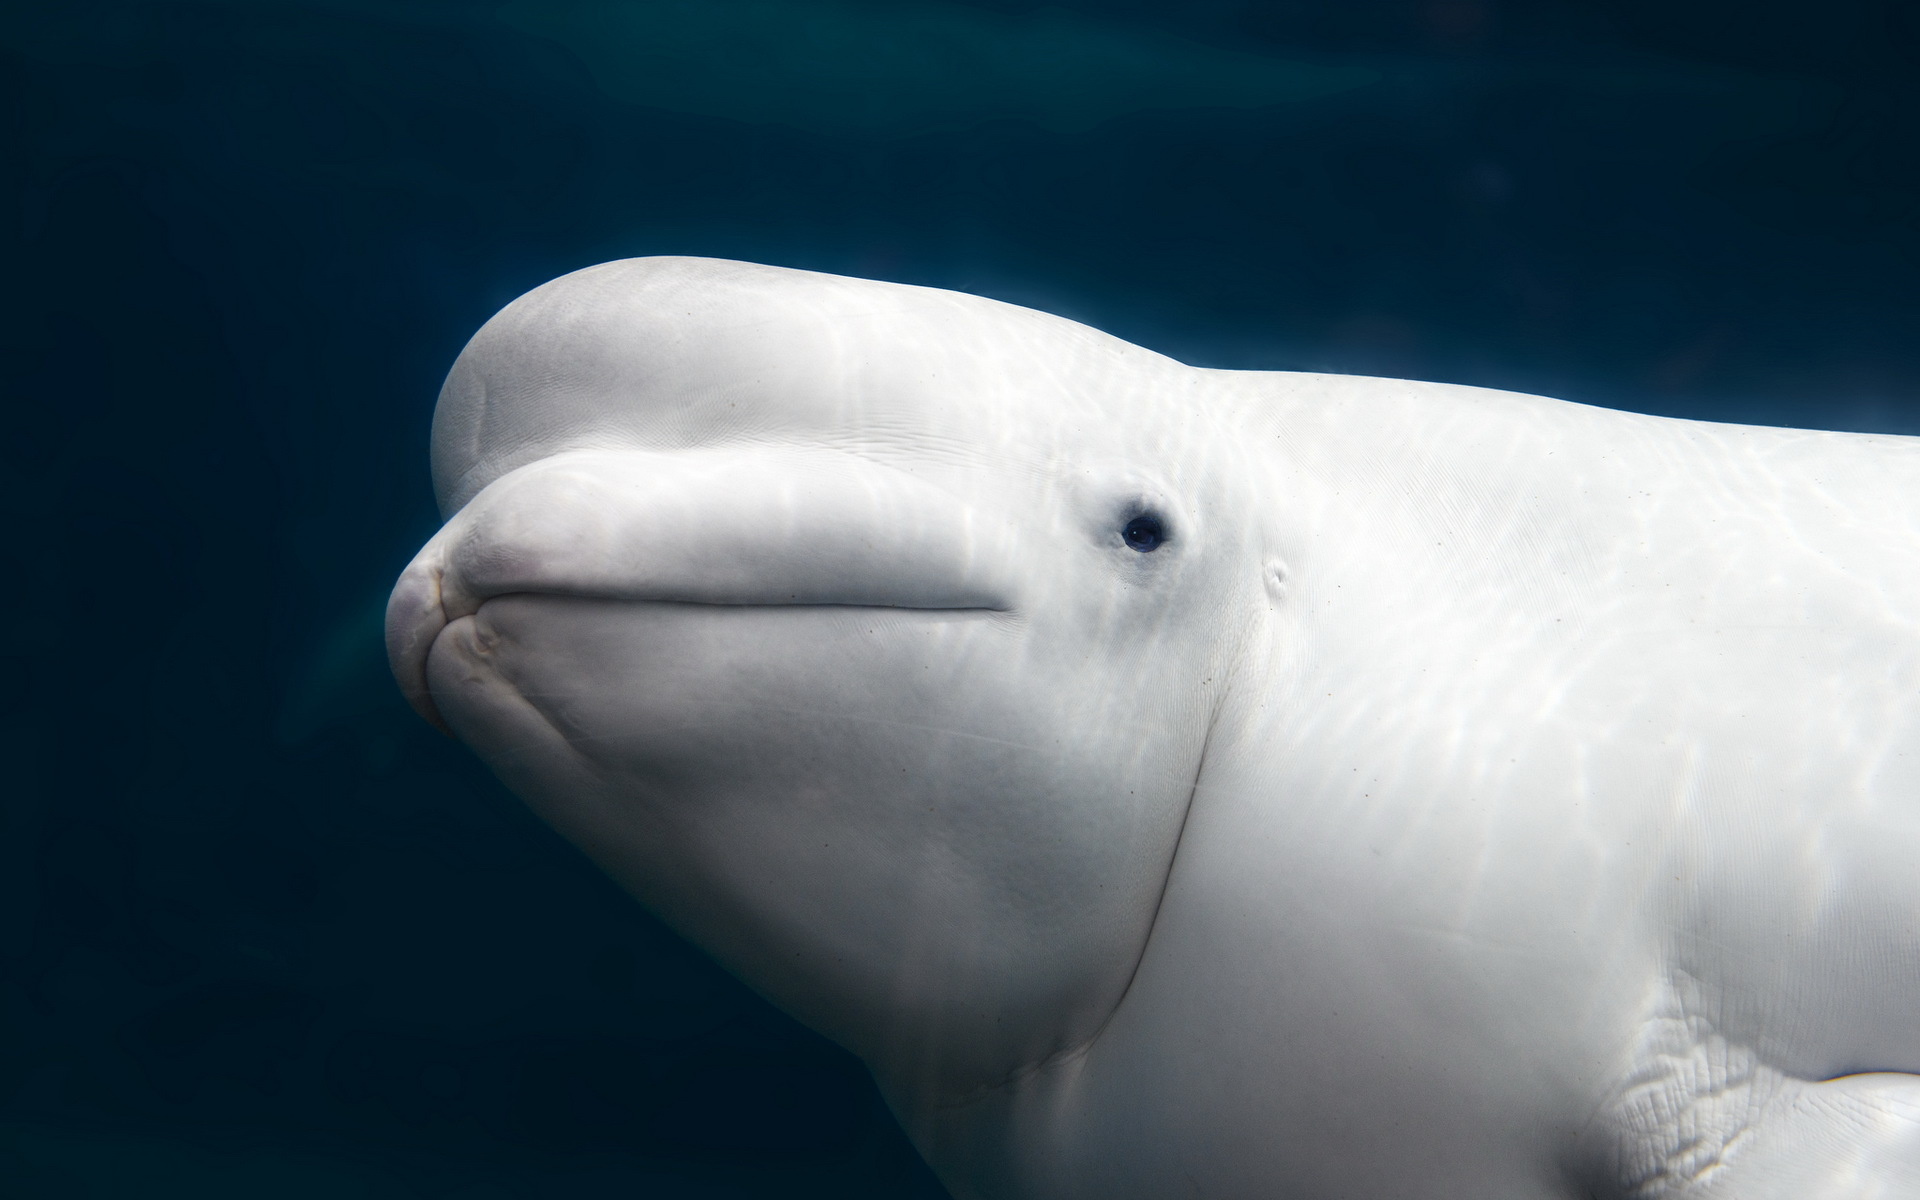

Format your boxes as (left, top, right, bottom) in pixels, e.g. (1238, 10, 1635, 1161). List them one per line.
(386, 258, 1275, 1114)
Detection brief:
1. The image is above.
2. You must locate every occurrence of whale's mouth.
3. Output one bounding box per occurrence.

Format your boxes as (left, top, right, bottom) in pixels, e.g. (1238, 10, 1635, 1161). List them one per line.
(386, 448, 1022, 732)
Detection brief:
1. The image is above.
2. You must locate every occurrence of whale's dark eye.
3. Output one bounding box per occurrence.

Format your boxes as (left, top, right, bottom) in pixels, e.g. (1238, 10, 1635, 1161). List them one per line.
(1122, 514, 1165, 552)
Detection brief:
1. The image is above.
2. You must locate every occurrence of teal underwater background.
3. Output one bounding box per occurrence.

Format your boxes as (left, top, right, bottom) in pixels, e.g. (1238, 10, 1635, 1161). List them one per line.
(2, 1, 1917, 1196)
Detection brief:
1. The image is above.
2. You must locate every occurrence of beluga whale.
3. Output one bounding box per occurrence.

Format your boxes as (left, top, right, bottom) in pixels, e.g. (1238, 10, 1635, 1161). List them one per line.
(388, 257, 1920, 1199)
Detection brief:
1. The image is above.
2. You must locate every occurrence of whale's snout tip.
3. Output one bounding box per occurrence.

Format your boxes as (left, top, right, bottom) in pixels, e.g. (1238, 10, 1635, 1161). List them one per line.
(386, 548, 454, 736)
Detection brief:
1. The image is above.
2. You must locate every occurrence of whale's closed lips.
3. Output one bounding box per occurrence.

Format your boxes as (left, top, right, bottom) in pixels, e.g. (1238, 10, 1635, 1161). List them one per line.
(386, 448, 1021, 730)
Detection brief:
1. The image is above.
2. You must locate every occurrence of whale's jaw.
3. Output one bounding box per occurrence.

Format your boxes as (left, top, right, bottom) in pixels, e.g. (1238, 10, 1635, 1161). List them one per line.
(382, 438, 1225, 1114)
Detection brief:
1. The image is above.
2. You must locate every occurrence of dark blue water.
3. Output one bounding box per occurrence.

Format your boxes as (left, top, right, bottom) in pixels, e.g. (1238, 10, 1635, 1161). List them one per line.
(3, 2, 1915, 1195)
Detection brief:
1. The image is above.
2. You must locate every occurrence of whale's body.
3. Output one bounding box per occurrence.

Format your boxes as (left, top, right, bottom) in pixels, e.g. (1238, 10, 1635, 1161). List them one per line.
(389, 258, 1920, 1199)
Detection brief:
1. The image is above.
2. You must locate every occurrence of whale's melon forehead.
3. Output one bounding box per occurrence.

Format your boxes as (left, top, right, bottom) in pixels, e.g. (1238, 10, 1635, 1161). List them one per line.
(431, 256, 1191, 514)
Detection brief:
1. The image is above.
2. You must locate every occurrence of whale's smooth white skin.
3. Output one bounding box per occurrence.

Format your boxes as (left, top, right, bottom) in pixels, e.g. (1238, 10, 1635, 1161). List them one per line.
(388, 257, 1920, 1200)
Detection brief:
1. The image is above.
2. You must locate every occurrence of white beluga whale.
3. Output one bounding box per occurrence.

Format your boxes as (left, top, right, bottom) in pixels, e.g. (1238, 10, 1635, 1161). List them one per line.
(388, 257, 1920, 1199)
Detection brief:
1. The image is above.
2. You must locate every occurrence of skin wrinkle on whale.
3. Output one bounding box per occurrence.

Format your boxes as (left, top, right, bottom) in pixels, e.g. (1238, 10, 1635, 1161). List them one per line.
(389, 256, 1920, 1200)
